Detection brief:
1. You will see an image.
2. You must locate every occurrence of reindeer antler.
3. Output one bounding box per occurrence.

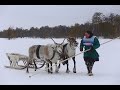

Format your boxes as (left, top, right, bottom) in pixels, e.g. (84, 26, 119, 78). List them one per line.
(61, 38, 66, 44)
(50, 38, 57, 44)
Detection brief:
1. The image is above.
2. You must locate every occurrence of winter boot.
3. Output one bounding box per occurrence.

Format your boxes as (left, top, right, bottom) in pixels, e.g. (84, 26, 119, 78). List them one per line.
(88, 66, 93, 76)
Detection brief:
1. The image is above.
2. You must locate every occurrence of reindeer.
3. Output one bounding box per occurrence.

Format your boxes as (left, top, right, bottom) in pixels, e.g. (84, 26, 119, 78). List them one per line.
(26, 39, 65, 73)
(58, 37, 78, 73)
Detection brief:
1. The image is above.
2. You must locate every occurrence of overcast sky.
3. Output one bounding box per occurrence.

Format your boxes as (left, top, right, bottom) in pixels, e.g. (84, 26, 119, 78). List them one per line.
(0, 5, 120, 31)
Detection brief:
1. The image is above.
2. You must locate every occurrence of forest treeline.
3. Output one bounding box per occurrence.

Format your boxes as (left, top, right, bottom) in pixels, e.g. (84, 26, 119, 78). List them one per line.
(0, 12, 120, 39)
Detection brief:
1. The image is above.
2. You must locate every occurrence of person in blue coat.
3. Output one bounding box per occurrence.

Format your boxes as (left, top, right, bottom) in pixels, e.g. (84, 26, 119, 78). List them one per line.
(80, 31, 100, 76)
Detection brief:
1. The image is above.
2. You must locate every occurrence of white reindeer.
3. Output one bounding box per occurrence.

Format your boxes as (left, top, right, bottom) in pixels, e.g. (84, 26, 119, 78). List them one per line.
(26, 39, 65, 73)
(58, 37, 78, 73)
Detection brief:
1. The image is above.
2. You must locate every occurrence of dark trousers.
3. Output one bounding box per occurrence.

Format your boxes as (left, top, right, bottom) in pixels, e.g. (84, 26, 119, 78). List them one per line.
(84, 57, 97, 73)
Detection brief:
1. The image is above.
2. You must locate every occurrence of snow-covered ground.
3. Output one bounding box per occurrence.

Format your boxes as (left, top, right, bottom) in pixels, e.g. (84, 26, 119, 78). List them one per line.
(0, 38, 120, 85)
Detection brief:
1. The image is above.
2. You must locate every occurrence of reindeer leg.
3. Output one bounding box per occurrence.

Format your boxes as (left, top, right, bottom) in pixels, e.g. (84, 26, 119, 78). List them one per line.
(55, 62, 59, 73)
(58, 63, 61, 69)
(47, 63, 51, 73)
(66, 60, 70, 73)
(45, 63, 48, 71)
(46, 61, 51, 73)
(72, 57, 76, 73)
(46, 59, 53, 74)
(26, 61, 30, 73)
(50, 62, 53, 74)
(33, 59, 37, 71)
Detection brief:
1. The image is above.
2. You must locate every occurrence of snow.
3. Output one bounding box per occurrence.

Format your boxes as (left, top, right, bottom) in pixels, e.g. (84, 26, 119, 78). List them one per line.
(0, 38, 120, 85)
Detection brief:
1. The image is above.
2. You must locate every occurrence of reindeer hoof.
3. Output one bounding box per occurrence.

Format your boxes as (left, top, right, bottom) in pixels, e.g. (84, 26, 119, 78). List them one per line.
(48, 72, 53, 74)
(55, 70, 59, 73)
(55, 68, 59, 73)
(26, 71, 29, 73)
(48, 70, 53, 74)
(73, 68, 76, 73)
(73, 71, 76, 73)
(66, 70, 70, 73)
(50, 72, 53, 74)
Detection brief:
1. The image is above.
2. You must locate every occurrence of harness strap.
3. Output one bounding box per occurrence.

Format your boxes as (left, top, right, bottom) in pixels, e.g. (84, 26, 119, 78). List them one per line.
(62, 43, 69, 59)
(36, 45, 41, 59)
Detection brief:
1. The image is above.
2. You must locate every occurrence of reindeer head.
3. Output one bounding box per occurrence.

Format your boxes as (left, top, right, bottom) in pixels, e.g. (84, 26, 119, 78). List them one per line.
(67, 37, 78, 47)
(51, 38, 65, 54)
